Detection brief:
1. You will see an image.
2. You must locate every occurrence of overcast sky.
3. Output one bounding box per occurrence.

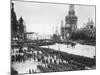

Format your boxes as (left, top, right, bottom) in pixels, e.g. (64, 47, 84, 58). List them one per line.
(12, 1, 95, 35)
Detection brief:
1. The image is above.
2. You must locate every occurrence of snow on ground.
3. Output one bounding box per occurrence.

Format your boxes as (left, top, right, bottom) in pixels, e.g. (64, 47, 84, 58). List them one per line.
(12, 59, 41, 74)
(41, 43, 95, 58)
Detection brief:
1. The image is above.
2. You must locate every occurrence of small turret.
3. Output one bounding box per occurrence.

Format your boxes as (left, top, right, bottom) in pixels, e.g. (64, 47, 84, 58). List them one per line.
(68, 4, 75, 16)
(19, 16, 24, 24)
(11, 2, 14, 9)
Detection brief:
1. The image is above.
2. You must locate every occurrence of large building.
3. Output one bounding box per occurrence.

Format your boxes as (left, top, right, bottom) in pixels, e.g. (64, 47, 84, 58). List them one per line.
(86, 18, 94, 29)
(11, 2, 26, 42)
(61, 4, 78, 41)
(84, 18, 95, 38)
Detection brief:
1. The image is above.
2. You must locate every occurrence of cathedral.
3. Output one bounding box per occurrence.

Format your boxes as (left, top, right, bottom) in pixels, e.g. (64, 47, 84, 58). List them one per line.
(11, 2, 26, 42)
(61, 4, 78, 41)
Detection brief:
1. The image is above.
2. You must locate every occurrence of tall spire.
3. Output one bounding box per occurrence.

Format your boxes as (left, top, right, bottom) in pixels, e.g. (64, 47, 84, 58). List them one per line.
(69, 4, 74, 11)
(11, 2, 18, 34)
(68, 4, 75, 16)
(11, 2, 17, 21)
(11, 2, 14, 9)
(11, 2, 15, 13)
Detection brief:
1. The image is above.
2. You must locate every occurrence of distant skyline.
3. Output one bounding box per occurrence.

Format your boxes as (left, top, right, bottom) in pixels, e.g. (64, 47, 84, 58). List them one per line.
(12, 1, 95, 35)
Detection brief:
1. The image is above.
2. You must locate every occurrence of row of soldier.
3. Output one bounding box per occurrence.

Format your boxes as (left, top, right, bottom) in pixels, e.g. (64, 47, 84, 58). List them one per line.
(11, 45, 70, 73)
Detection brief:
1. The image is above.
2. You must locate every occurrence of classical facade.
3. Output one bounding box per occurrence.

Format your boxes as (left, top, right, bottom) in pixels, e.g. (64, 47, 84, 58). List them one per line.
(61, 4, 77, 41)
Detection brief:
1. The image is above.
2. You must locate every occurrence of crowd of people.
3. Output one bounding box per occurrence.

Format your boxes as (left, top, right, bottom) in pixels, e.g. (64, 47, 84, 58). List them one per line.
(11, 44, 90, 74)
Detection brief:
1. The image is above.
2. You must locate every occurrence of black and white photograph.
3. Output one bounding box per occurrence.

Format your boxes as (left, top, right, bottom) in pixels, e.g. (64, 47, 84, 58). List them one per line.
(11, 0, 96, 75)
